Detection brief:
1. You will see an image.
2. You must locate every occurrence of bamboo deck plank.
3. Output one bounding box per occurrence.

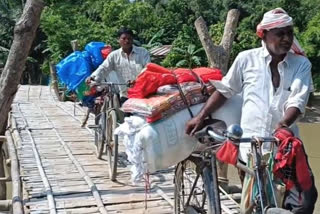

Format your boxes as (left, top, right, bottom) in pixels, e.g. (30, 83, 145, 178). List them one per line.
(8, 85, 240, 214)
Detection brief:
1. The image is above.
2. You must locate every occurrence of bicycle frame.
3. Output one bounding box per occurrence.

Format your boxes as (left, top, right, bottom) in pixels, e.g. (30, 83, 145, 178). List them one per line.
(207, 126, 279, 214)
(88, 81, 127, 180)
(234, 138, 278, 213)
(175, 145, 221, 214)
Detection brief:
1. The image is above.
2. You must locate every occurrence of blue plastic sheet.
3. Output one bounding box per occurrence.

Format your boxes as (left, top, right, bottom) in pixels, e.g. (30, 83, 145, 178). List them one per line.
(85, 42, 106, 69)
(56, 51, 92, 91)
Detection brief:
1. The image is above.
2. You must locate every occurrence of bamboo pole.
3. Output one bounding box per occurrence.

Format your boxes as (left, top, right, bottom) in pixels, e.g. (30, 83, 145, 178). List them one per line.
(70, 40, 79, 51)
(0, 141, 6, 199)
(50, 63, 61, 101)
(0, 200, 11, 211)
(5, 129, 23, 214)
(36, 103, 108, 214)
(16, 105, 57, 214)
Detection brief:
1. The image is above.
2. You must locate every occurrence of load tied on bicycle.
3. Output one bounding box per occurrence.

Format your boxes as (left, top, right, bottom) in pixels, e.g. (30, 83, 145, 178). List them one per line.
(54, 8, 317, 214)
(181, 8, 317, 214)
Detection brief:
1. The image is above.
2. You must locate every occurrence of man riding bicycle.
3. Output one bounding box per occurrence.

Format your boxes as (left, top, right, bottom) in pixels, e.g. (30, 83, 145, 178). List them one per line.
(185, 8, 317, 213)
(86, 27, 151, 104)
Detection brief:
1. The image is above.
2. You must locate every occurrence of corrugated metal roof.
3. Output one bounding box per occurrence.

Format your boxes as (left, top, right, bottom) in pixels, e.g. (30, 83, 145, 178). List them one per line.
(150, 45, 172, 57)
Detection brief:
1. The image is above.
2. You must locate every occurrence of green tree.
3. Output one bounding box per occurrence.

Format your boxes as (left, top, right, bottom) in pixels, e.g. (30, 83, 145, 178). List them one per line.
(174, 44, 203, 68)
(0, 0, 24, 66)
(301, 12, 320, 90)
(142, 29, 164, 51)
(162, 24, 205, 68)
(8, 0, 319, 91)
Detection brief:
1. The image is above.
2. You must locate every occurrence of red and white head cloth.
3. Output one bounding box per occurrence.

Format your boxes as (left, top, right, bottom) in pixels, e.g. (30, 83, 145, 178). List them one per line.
(256, 8, 305, 56)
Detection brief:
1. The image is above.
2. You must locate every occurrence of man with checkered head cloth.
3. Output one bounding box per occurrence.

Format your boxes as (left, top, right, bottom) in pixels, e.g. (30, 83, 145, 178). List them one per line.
(186, 8, 317, 213)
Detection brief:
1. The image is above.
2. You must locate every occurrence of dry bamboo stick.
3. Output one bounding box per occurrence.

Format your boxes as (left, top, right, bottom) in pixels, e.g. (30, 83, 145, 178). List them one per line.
(16, 104, 57, 214)
(36, 103, 108, 214)
(0, 200, 11, 211)
(55, 104, 94, 135)
(5, 128, 23, 214)
(153, 185, 174, 207)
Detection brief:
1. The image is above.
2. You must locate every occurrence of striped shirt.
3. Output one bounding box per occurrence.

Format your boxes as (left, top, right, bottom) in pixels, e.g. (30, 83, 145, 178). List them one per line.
(91, 45, 150, 97)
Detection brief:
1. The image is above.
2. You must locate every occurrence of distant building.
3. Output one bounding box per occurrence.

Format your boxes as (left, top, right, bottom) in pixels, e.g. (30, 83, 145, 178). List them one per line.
(149, 45, 172, 62)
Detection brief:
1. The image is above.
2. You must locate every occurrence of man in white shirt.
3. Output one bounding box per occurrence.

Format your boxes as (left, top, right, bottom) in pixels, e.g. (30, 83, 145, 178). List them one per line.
(88, 27, 150, 103)
(186, 8, 317, 213)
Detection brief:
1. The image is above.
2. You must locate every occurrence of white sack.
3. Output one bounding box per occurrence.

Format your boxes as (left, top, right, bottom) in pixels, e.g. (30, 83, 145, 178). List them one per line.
(140, 94, 242, 173)
(116, 94, 242, 182)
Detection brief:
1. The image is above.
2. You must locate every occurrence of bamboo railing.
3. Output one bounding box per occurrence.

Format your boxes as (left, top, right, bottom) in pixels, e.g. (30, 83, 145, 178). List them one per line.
(0, 114, 24, 213)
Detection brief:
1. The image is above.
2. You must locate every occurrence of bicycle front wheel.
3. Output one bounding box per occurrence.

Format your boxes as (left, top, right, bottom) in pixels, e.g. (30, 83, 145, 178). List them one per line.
(174, 158, 215, 214)
(105, 109, 118, 181)
(95, 113, 106, 159)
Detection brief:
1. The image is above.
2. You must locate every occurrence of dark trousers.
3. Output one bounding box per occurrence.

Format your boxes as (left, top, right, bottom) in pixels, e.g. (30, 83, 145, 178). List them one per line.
(283, 176, 318, 214)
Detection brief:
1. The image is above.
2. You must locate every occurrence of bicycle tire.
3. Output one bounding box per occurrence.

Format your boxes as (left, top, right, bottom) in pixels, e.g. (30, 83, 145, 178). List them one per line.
(112, 94, 124, 123)
(95, 113, 106, 159)
(105, 109, 118, 181)
(174, 158, 215, 214)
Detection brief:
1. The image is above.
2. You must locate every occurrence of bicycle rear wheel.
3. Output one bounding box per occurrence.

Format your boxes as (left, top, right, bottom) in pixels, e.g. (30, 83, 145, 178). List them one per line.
(174, 158, 215, 214)
(105, 109, 118, 181)
(95, 113, 106, 159)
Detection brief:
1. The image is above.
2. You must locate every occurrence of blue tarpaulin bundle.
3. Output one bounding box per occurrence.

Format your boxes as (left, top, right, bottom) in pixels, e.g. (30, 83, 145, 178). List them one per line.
(85, 42, 106, 70)
(56, 42, 107, 91)
(56, 51, 92, 91)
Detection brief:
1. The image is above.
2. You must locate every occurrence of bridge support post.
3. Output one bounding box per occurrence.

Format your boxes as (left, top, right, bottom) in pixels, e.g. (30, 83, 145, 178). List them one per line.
(0, 140, 6, 200)
(0, 200, 11, 211)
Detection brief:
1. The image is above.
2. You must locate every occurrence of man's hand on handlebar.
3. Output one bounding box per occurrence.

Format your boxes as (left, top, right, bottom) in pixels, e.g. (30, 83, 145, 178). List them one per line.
(127, 80, 135, 87)
(185, 115, 204, 136)
(86, 76, 95, 85)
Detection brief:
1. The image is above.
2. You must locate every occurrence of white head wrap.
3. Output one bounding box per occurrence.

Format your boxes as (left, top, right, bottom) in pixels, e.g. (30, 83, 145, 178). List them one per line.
(256, 8, 305, 56)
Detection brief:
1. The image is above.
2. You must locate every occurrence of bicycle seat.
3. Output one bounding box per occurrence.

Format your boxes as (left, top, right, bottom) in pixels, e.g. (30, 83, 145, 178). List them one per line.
(194, 118, 227, 144)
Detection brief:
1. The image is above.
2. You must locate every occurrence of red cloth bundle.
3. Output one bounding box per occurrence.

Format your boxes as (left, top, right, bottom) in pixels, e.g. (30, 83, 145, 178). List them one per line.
(174, 68, 197, 83)
(101, 45, 112, 59)
(128, 63, 223, 98)
(127, 71, 176, 98)
(145, 62, 171, 74)
(273, 128, 312, 191)
(193, 67, 223, 83)
(216, 140, 238, 166)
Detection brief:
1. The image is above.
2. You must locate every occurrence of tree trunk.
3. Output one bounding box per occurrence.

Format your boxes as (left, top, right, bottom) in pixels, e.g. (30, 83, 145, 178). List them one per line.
(194, 9, 240, 185)
(0, 0, 44, 134)
(194, 9, 240, 75)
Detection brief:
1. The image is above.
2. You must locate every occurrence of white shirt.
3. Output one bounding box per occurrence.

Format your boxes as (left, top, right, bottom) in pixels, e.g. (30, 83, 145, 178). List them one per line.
(91, 45, 150, 97)
(212, 46, 312, 161)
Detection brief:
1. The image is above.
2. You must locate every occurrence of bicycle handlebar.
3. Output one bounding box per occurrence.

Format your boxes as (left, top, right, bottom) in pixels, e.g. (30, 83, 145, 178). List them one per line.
(89, 81, 129, 87)
(204, 124, 278, 144)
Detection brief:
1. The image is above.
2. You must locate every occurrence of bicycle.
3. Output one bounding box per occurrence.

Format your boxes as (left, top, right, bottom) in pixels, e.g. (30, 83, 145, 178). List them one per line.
(88, 81, 128, 181)
(174, 119, 225, 214)
(174, 120, 293, 214)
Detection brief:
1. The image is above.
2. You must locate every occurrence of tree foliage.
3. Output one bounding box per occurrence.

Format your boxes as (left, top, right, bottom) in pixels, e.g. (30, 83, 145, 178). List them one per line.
(1, 0, 320, 90)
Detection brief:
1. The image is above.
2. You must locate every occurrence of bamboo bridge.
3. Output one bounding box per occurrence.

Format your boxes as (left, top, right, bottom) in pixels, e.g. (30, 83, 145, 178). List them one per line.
(0, 85, 240, 214)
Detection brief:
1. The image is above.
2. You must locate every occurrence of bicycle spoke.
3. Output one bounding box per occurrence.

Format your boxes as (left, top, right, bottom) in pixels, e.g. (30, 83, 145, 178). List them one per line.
(174, 159, 208, 214)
